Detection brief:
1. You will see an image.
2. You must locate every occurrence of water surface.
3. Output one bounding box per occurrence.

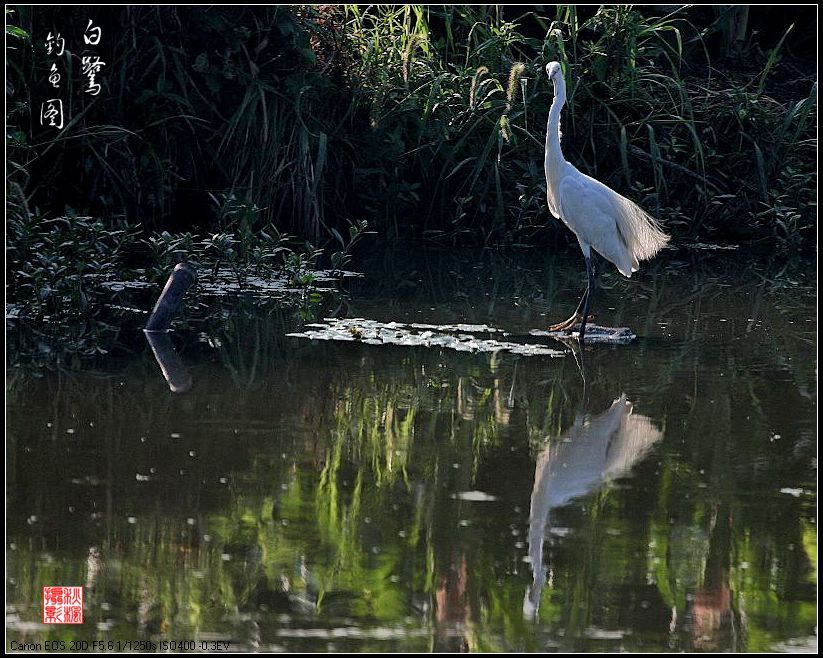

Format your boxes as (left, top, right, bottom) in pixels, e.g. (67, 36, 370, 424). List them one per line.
(7, 247, 817, 652)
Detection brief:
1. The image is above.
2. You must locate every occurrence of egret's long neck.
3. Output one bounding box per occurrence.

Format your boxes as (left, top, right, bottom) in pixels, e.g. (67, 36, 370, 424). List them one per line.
(545, 77, 566, 171)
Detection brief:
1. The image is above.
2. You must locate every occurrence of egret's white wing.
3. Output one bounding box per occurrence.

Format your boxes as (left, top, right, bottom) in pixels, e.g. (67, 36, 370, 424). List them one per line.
(558, 174, 636, 277)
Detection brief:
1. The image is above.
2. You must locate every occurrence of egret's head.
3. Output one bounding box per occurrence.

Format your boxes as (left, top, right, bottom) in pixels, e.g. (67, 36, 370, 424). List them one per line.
(546, 61, 562, 82)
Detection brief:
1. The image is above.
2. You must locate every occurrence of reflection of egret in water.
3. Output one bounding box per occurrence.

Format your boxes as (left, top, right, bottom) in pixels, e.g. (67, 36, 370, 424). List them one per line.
(523, 394, 662, 619)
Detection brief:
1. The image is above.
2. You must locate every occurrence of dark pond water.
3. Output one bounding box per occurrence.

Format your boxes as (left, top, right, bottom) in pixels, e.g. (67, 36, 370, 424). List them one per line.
(7, 246, 817, 652)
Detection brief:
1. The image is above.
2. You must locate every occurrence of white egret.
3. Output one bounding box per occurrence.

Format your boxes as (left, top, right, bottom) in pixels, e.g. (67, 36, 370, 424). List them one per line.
(543, 61, 670, 341)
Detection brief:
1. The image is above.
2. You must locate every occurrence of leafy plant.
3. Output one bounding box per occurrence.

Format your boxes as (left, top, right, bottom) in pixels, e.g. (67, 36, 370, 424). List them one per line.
(4, 5, 816, 253)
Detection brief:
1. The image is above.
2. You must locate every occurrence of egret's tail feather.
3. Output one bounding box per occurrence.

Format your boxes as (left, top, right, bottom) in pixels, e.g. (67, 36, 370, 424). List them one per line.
(613, 193, 670, 263)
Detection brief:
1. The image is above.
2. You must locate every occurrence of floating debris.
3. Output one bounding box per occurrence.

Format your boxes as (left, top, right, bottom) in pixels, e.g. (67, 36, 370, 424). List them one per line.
(103, 304, 148, 314)
(686, 242, 740, 251)
(97, 280, 156, 291)
(407, 322, 506, 334)
(90, 268, 361, 299)
(288, 318, 565, 357)
(198, 333, 223, 348)
(583, 627, 626, 640)
(451, 491, 499, 502)
(769, 636, 819, 653)
(196, 268, 361, 298)
(529, 324, 636, 344)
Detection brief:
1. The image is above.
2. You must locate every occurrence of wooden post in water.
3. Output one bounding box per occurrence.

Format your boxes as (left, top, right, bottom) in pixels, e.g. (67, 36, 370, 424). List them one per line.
(144, 262, 196, 332)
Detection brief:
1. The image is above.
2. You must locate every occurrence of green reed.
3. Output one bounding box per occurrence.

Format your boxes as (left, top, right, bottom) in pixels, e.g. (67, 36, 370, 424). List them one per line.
(5, 5, 816, 254)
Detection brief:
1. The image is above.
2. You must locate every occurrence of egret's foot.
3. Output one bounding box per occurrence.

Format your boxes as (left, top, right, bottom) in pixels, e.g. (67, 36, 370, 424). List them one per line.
(548, 314, 581, 332)
(548, 314, 594, 333)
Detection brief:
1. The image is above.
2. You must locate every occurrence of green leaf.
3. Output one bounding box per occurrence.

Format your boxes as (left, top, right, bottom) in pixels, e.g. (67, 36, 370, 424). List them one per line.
(6, 25, 28, 40)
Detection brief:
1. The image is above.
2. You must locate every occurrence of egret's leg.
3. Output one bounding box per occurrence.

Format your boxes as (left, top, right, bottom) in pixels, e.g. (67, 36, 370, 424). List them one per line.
(547, 286, 588, 331)
(548, 253, 596, 332)
(578, 254, 595, 342)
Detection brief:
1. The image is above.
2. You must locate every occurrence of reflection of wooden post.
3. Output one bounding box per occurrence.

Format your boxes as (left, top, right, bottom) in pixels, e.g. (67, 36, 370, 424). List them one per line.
(145, 263, 197, 332)
(144, 331, 193, 393)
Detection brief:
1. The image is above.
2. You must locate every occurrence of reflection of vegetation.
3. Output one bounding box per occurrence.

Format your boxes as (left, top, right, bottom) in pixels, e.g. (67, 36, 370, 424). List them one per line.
(7, 256, 816, 651)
